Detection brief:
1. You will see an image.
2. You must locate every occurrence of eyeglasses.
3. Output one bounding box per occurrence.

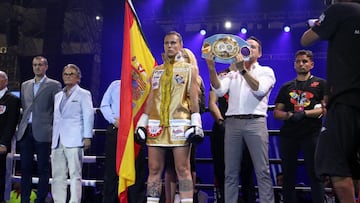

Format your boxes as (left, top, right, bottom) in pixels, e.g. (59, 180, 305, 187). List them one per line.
(32, 63, 45, 66)
(63, 72, 76, 76)
(164, 41, 178, 46)
(295, 59, 309, 64)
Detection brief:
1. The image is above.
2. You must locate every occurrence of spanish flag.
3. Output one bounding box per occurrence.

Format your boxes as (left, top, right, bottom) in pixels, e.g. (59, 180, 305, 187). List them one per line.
(117, 0, 156, 202)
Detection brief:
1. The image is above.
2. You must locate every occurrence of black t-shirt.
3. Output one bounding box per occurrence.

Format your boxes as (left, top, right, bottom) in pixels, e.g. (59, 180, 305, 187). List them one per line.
(312, 2, 360, 108)
(275, 76, 327, 136)
(208, 87, 228, 118)
(199, 78, 206, 115)
(209, 68, 230, 117)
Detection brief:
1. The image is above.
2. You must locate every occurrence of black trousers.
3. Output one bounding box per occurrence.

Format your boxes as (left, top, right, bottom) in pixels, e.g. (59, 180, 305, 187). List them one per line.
(102, 125, 146, 203)
(0, 153, 6, 202)
(279, 132, 324, 203)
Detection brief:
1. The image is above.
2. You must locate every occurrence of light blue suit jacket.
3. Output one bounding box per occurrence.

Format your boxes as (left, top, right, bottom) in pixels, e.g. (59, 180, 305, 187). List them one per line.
(52, 84, 94, 149)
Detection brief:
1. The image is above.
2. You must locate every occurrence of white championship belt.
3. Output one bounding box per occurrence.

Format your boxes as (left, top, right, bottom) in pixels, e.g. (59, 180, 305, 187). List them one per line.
(201, 34, 250, 64)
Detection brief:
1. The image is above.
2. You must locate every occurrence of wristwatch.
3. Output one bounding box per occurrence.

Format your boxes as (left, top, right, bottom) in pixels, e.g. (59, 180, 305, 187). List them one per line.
(240, 69, 247, 75)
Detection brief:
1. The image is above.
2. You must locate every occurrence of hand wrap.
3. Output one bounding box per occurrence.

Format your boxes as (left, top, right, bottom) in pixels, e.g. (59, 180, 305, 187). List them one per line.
(289, 111, 306, 122)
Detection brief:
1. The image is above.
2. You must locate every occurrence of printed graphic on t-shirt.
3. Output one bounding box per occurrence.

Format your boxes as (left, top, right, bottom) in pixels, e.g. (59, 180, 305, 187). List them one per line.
(289, 90, 314, 107)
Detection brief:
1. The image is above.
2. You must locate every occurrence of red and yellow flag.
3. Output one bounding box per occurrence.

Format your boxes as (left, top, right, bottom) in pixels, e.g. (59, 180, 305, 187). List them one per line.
(117, 0, 156, 202)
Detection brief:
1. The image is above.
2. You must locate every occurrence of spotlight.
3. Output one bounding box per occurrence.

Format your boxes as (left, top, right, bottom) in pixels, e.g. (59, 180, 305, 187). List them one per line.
(199, 24, 207, 36)
(95, 16, 101, 21)
(224, 21, 232, 30)
(240, 27, 247, 34)
(283, 25, 290, 32)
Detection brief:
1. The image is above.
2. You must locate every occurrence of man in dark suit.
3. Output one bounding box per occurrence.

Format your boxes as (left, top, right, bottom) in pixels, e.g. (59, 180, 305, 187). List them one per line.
(0, 71, 20, 203)
(16, 56, 62, 203)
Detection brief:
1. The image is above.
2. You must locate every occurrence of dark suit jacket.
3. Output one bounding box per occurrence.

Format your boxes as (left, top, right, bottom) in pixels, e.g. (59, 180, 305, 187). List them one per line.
(0, 90, 20, 152)
(17, 77, 61, 142)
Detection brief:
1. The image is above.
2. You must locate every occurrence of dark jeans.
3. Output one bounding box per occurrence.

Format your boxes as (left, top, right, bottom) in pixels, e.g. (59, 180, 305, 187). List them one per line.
(18, 125, 51, 203)
(210, 121, 256, 203)
(102, 125, 146, 203)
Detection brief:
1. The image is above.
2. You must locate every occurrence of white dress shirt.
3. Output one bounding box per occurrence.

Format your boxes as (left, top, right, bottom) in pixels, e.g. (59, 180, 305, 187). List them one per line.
(212, 62, 276, 116)
(100, 80, 120, 124)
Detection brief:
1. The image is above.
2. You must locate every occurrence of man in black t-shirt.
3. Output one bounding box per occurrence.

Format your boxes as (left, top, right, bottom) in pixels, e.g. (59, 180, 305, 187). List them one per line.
(301, 0, 360, 201)
(274, 50, 327, 203)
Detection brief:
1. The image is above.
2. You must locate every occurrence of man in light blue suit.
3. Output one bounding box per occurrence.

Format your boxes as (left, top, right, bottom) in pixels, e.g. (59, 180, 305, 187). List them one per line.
(17, 56, 62, 203)
(51, 64, 94, 203)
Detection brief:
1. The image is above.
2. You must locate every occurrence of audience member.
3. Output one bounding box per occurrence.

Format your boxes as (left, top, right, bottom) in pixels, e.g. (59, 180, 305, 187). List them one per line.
(9, 182, 37, 203)
(324, 176, 340, 203)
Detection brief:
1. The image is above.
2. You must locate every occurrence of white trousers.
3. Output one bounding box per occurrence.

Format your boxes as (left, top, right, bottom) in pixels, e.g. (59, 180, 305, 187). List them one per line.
(51, 143, 83, 203)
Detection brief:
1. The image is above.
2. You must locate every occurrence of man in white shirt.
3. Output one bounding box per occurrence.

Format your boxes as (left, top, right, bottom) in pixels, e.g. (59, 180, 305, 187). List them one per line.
(205, 36, 276, 203)
(100, 80, 146, 203)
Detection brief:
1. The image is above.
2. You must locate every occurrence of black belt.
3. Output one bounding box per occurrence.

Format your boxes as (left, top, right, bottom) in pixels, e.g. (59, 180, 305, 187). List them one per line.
(227, 114, 265, 119)
(110, 124, 118, 129)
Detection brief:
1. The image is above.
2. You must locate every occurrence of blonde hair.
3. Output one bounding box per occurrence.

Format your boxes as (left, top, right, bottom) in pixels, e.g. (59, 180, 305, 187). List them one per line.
(181, 48, 205, 101)
(181, 48, 198, 68)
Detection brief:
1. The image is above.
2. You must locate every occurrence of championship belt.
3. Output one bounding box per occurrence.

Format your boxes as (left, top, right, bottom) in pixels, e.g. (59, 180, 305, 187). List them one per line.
(201, 34, 250, 64)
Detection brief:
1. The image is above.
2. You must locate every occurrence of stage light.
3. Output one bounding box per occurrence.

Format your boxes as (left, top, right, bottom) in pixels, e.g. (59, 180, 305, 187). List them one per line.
(224, 21, 232, 29)
(283, 25, 290, 32)
(240, 27, 247, 34)
(95, 15, 101, 21)
(199, 24, 207, 36)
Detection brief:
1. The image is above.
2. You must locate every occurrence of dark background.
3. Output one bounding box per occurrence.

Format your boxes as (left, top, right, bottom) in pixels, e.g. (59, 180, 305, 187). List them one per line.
(0, 0, 329, 199)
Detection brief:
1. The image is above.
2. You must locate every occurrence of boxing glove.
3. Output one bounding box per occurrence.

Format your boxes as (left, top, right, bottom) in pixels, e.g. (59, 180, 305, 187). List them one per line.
(185, 113, 204, 144)
(134, 114, 148, 144)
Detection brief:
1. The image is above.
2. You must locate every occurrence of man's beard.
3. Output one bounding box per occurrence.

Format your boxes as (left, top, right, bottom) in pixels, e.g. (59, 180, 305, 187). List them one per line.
(297, 70, 309, 76)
